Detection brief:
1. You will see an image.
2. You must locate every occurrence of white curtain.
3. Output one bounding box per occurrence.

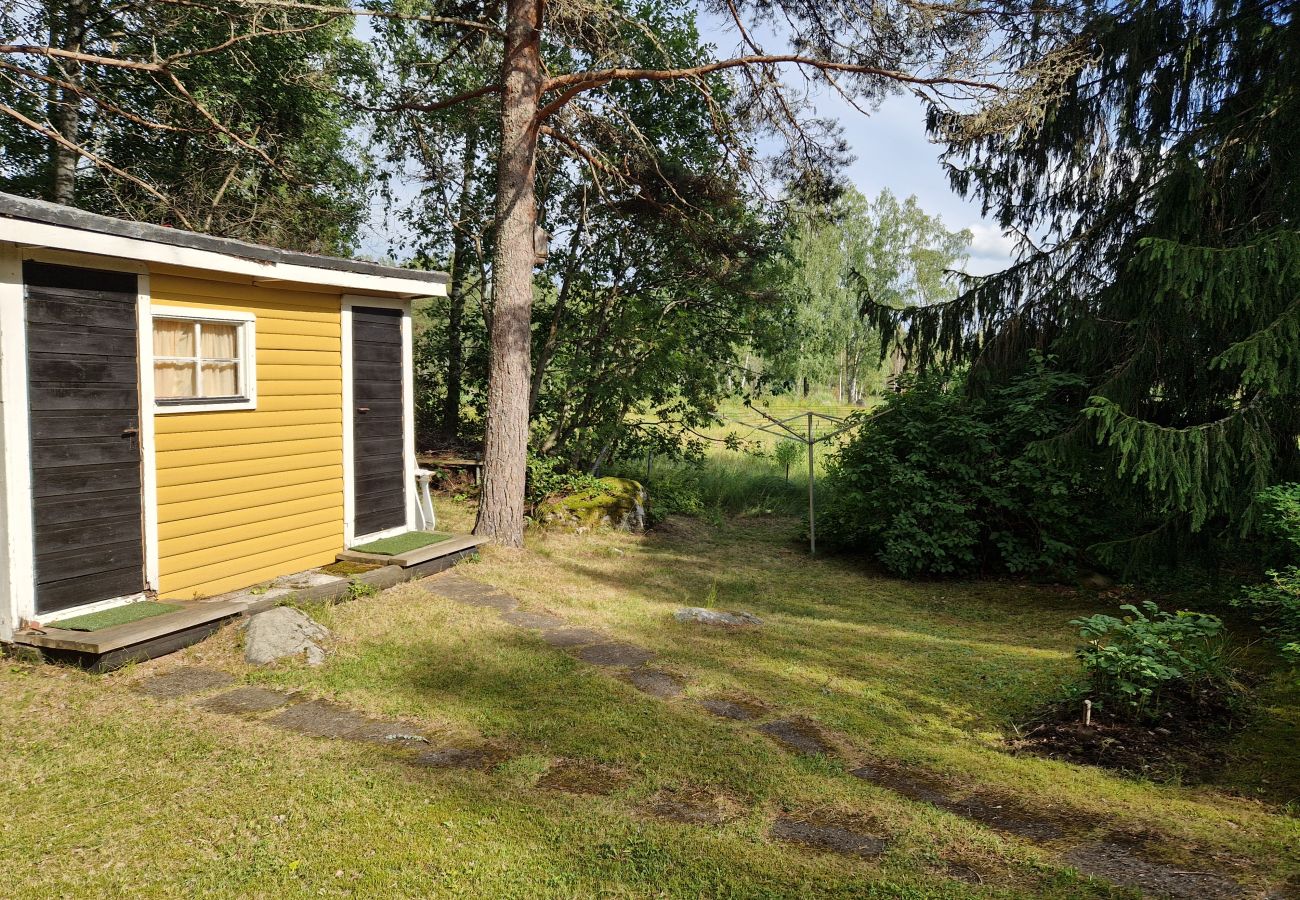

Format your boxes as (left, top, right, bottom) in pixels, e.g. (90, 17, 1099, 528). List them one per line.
(153, 319, 240, 399)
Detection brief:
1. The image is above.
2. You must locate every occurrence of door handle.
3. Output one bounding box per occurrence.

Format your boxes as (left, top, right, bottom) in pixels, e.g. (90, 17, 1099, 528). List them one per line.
(357, 406, 370, 414)
(122, 427, 139, 437)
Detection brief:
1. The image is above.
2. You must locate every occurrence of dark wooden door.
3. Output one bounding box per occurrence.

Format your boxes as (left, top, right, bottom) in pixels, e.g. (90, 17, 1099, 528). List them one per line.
(24, 262, 145, 615)
(352, 306, 406, 537)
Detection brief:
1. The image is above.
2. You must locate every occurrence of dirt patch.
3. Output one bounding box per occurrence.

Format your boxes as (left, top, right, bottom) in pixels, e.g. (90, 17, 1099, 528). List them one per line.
(412, 746, 511, 771)
(769, 816, 887, 858)
(267, 699, 376, 740)
(499, 610, 568, 630)
(641, 785, 745, 825)
(196, 686, 298, 714)
(757, 719, 836, 756)
(537, 758, 632, 796)
(698, 697, 768, 721)
(1065, 839, 1244, 899)
(569, 641, 655, 668)
(850, 762, 1074, 840)
(622, 668, 686, 699)
(1009, 712, 1233, 783)
(133, 667, 235, 699)
(320, 561, 382, 577)
(540, 627, 610, 648)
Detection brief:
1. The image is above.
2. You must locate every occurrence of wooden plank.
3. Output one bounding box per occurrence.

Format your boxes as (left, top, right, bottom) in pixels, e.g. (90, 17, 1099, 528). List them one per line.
(17, 600, 249, 653)
(34, 490, 140, 528)
(28, 356, 138, 385)
(36, 539, 143, 582)
(24, 260, 137, 294)
(33, 566, 144, 614)
(31, 465, 139, 498)
(339, 534, 488, 567)
(26, 323, 136, 358)
(28, 384, 138, 411)
(25, 294, 136, 329)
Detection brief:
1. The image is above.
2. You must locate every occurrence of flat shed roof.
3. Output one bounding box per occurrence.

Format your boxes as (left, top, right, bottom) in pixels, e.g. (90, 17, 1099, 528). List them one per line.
(0, 192, 448, 296)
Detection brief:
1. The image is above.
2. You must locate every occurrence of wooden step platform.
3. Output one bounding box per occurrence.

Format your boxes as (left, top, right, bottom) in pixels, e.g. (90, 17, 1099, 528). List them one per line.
(11, 600, 249, 673)
(337, 533, 489, 568)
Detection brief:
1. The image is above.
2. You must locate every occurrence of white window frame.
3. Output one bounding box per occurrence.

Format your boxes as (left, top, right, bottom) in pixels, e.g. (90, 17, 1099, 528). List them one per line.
(150, 305, 256, 414)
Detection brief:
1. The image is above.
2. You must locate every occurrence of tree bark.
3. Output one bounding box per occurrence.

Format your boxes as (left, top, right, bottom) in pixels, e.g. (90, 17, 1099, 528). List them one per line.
(48, 0, 92, 204)
(441, 123, 481, 443)
(474, 0, 544, 547)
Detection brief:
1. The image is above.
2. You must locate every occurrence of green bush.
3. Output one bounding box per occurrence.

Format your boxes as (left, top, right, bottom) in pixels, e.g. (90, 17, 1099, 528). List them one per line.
(819, 363, 1102, 576)
(525, 454, 607, 511)
(642, 467, 705, 522)
(1234, 566, 1300, 665)
(1255, 483, 1300, 563)
(1071, 601, 1242, 724)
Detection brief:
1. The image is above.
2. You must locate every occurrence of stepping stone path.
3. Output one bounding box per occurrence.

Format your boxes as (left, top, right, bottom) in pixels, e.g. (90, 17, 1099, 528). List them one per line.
(537, 758, 631, 796)
(757, 719, 836, 757)
(413, 746, 510, 771)
(126, 580, 1252, 898)
(622, 668, 686, 699)
(538, 627, 611, 649)
(769, 816, 888, 858)
(499, 610, 568, 630)
(197, 686, 297, 714)
(133, 666, 235, 698)
(698, 697, 766, 720)
(641, 785, 742, 825)
(570, 641, 655, 668)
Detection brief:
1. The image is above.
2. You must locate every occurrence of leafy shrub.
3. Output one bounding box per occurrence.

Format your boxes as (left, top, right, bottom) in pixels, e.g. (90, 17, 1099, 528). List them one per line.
(1071, 601, 1242, 724)
(1234, 566, 1300, 665)
(819, 362, 1104, 575)
(1254, 483, 1300, 563)
(525, 454, 607, 511)
(642, 467, 705, 522)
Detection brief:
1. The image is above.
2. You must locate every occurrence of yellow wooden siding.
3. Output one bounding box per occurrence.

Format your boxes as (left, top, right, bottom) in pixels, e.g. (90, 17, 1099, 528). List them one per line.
(151, 273, 344, 598)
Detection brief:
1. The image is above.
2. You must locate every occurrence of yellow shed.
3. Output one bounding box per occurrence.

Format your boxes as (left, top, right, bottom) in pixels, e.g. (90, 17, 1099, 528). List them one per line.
(0, 192, 448, 652)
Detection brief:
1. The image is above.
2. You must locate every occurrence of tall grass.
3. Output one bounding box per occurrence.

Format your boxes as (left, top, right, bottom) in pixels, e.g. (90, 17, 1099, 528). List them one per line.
(612, 449, 829, 519)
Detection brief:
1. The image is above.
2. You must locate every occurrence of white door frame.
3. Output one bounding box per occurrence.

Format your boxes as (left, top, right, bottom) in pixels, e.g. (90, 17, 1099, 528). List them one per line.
(341, 295, 415, 547)
(0, 246, 154, 638)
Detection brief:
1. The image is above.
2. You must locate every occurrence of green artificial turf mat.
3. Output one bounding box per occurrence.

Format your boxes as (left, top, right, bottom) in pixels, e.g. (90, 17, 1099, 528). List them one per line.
(351, 531, 454, 556)
(49, 601, 183, 632)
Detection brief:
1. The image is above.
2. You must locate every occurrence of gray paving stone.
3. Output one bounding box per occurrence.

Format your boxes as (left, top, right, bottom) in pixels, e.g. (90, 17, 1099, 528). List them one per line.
(757, 719, 834, 756)
(411, 746, 511, 771)
(196, 686, 297, 714)
(770, 817, 887, 857)
(699, 698, 763, 721)
(133, 667, 235, 699)
(499, 610, 568, 630)
(268, 699, 375, 739)
(623, 668, 685, 698)
(570, 641, 655, 668)
(421, 575, 518, 611)
(343, 720, 432, 751)
(539, 627, 609, 648)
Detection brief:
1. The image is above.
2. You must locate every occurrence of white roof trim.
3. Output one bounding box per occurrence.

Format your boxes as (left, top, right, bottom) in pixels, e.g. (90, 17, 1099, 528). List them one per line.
(0, 209, 446, 298)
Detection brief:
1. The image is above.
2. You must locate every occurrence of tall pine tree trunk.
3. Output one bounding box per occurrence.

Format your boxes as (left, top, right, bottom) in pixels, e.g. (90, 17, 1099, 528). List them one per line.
(441, 124, 480, 443)
(474, 0, 543, 547)
(48, 0, 92, 204)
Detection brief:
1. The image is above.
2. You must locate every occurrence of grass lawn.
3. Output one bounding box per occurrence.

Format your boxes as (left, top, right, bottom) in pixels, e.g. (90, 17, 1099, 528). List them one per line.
(1, 501, 1296, 897)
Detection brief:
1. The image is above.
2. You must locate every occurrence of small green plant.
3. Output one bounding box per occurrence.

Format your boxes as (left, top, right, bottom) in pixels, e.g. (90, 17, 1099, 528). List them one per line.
(1234, 566, 1300, 665)
(525, 453, 608, 510)
(1071, 601, 1241, 723)
(346, 579, 379, 600)
(773, 439, 801, 482)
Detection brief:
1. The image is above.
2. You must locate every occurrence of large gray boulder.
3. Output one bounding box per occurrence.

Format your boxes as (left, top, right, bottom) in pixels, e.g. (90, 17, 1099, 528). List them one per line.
(244, 606, 330, 666)
(674, 607, 762, 627)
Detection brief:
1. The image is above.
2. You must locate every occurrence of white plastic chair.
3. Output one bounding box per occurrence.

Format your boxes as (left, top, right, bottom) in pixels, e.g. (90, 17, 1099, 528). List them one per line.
(413, 468, 436, 531)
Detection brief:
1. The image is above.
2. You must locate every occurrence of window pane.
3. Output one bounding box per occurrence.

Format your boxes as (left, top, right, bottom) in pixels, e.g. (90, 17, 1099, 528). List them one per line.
(201, 322, 238, 360)
(155, 361, 196, 399)
(202, 362, 239, 397)
(153, 319, 194, 357)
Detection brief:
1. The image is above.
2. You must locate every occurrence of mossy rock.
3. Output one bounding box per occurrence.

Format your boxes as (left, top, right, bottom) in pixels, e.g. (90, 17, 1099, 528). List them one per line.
(537, 477, 647, 532)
